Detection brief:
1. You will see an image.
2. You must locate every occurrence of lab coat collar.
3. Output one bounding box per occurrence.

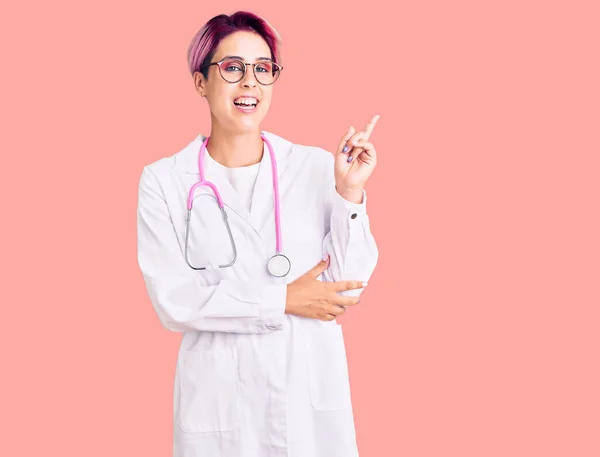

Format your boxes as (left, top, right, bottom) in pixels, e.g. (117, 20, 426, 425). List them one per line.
(173, 130, 293, 175)
(173, 130, 294, 239)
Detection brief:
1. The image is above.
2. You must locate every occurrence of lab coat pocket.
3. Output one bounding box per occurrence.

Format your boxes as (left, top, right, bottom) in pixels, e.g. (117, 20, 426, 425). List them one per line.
(178, 348, 240, 433)
(306, 324, 352, 411)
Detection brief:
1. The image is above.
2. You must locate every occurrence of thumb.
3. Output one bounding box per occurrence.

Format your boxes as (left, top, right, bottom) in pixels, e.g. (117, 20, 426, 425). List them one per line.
(309, 255, 329, 277)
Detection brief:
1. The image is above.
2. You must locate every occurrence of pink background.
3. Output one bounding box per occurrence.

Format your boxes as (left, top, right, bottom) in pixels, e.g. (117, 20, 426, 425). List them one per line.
(2, 0, 599, 455)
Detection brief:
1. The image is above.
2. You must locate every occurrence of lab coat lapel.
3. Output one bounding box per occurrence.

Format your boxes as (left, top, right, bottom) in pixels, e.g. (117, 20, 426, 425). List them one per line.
(203, 155, 251, 227)
(249, 132, 294, 235)
(249, 140, 275, 233)
(173, 131, 293, 239)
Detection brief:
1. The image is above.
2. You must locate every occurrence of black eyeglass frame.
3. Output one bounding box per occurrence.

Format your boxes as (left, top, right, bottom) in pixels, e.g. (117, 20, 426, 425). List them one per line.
(204, 57, 283, 85)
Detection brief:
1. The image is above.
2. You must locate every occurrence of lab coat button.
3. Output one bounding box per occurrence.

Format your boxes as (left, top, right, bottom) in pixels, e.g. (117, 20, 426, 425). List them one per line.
(350, 213, 357, 219)
(266, 324, 278, 330)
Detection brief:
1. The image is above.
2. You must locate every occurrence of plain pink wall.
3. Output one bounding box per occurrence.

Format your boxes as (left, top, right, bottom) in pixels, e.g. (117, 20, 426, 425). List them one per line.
(2, 0, 599, 455)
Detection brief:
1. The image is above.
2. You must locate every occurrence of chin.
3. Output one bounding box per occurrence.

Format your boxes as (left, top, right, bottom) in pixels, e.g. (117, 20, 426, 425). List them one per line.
(230, 116, 264, 134)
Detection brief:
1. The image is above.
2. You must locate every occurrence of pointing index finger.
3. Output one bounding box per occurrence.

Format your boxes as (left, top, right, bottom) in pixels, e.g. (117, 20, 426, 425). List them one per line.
(361, 114, 380, 140)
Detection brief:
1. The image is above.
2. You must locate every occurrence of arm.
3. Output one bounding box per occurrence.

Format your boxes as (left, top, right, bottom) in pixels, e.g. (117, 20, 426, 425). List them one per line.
(320, 152, 379, 296)
(137, 166, 287, 333)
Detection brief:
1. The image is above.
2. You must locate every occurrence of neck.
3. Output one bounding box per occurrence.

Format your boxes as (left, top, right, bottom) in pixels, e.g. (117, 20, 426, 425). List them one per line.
(206, 122, 264, 167)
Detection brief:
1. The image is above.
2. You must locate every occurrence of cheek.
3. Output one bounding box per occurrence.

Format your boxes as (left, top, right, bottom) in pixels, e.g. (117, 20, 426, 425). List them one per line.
(208, 83, 234, 104)
(259, 93, 273, 111)
(209, 91, 235, 116)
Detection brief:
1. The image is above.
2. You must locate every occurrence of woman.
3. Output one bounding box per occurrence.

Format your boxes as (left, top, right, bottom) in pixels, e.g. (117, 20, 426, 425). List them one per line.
(137, 11, 380, 457)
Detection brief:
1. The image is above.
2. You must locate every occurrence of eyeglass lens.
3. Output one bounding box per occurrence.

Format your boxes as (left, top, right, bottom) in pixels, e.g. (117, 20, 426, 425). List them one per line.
(219, 59, 280, 84)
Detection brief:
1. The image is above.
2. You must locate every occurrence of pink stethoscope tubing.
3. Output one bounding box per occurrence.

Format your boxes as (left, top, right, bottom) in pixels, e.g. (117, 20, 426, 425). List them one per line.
(185, 133, 289, 276)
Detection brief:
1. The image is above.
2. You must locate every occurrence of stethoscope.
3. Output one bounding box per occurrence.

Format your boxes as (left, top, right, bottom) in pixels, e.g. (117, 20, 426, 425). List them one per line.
(184, 133, 291, 277)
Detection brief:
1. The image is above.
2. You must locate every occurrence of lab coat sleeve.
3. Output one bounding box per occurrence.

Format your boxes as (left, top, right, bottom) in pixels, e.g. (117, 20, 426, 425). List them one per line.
(137, 166, 287, 334)
(321, 151, 379, 296)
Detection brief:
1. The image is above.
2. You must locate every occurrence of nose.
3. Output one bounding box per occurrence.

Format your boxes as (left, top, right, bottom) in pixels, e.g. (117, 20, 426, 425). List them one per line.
(241, 64, 257, 88)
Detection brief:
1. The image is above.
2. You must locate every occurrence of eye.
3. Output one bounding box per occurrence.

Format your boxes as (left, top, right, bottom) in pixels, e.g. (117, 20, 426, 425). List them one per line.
(255, 62, 273, 73)
(223, 60, 244, 72)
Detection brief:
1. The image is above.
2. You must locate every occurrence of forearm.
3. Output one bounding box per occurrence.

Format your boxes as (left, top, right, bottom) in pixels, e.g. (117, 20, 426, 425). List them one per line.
(138, 166, 287, 334)
(140, 268, 288, 333)
(321, 185, 379, 296)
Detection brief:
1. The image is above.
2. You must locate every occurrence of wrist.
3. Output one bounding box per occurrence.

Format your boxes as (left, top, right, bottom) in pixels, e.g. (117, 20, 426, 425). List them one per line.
(336, 185, 364, 204)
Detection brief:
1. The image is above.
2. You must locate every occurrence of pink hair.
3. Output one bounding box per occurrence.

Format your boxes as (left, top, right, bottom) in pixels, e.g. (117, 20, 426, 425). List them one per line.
(187, 11, 282, 79)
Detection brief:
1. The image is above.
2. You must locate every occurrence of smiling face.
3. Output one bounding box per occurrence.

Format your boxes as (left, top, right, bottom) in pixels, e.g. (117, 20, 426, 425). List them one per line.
(194, 31, 275, 135)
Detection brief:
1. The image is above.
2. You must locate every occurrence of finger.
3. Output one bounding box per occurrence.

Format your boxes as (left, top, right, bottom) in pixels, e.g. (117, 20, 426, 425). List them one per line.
(344, 133, 367, 161)
(347, 141, 376, 164)
(308, 256, 330, 277)
(347, 145, 363, 163)
(338, 296, 361, 307)
(337, 126, 355, 155)
(342, 131, 366, 155)
(348, 131, 366, 147)
(332, 280, 368, 292)
(353, 140, 374, 150)
(351, 141, 376, 162)
(361, 114, 380, 140)
(353, 150, 376, 166)
(328, 304, 347, 316)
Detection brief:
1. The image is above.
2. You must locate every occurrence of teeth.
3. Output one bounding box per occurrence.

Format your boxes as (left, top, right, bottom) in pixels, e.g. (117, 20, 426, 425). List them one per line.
(234, 97, 257, 106)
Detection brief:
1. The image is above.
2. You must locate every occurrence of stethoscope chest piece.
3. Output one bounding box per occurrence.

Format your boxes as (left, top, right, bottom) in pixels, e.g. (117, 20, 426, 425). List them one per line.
(267, 253, 291, 277)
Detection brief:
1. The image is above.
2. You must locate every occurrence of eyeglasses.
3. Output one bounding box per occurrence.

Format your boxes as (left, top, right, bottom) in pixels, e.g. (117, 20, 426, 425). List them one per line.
(205, 57, 283, 85)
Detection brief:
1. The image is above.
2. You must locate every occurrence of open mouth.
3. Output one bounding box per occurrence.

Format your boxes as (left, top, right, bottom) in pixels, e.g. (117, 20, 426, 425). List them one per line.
(233, 97, 259, 109)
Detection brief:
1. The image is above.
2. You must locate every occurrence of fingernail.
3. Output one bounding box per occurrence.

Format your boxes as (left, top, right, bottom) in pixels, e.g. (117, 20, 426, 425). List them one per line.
(362, 282, 368, 287)
(342, 145, 349, 153)
(323, 254, 329, 261)
(347, 155, 353, 162)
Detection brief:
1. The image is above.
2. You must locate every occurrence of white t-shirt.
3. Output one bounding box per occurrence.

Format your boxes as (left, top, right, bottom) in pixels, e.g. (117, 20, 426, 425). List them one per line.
(205, 149, 261, 212)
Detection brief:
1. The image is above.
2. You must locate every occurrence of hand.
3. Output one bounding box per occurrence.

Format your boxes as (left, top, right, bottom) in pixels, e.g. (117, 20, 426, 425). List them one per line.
(334, 114, 380, 199)
(285, 256, 366, 321)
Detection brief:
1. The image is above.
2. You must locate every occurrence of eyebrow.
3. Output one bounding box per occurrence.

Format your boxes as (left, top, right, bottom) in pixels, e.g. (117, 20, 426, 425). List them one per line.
(222, 55, 273, 62)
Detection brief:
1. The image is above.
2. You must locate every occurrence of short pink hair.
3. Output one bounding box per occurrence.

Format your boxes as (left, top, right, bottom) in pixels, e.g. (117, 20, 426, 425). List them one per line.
(187, 11, 282, 79)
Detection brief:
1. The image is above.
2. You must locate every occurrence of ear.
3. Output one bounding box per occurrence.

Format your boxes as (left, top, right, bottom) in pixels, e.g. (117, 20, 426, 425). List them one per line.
(193, 71, 207, 97)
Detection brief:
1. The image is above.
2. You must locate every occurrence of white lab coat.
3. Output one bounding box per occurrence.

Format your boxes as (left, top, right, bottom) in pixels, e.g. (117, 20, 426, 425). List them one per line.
(137, 130, 379, 457)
